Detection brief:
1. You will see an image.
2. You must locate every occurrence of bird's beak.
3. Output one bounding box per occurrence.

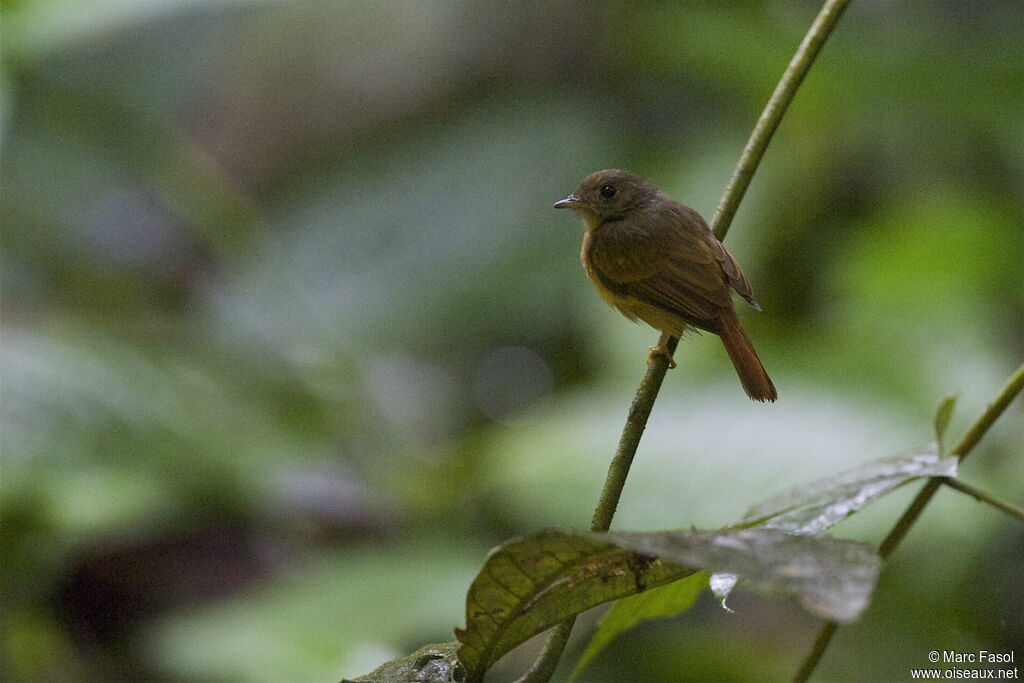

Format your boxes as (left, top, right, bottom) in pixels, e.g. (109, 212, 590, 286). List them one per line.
(553, 193, 580, 209)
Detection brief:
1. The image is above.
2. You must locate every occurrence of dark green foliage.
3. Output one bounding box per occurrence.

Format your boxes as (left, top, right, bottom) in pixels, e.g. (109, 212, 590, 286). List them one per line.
(456, 526, 881, 680)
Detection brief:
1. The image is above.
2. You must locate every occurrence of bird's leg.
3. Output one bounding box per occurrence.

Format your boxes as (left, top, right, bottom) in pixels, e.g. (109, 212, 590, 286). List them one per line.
(647, 331, 677, 369)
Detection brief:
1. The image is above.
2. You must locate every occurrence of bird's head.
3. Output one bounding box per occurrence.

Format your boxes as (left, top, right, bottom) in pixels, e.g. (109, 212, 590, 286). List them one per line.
(553, 169, 660, 230)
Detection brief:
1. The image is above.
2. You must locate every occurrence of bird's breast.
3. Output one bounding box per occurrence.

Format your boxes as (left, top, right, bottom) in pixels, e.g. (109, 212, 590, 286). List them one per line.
(579, 231, 621, 305)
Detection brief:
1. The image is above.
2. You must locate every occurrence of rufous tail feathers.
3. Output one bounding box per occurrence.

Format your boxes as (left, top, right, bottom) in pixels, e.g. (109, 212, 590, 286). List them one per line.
(718, 311, 777, 402)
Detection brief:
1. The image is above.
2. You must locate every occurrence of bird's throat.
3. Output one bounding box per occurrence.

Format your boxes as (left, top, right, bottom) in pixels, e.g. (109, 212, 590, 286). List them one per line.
(576, 210, 602, 232)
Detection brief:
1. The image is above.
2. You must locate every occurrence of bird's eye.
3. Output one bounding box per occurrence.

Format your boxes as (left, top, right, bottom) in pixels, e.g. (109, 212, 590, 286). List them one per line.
(599, 184, 617, 199)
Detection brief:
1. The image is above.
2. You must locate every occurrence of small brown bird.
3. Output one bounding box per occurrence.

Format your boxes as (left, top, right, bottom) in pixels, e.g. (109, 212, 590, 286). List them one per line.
(554, 169, 776, 402)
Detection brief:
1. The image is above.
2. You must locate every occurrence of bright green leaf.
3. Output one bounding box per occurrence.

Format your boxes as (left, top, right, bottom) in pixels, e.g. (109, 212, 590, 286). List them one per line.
(569, 572, 709, 682)
(741, 448, 958, 535)
(456, 528, 879, 681)
(933, 395, 958, 452)
(456, 530, 695, 682)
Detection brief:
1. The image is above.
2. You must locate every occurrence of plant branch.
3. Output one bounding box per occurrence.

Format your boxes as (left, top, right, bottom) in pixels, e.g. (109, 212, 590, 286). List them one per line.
(940, 478, 1024, 522)
(711, 0, 852, 241)
(878, 360, 1024, 561)
(792, 622, 839, 683)
(516, 620, 575, 683)
(515, 351, 677, 683)
(517, 2, 852, 680)
(590, 348, 677, 532)
(794, 360, 1024, 682)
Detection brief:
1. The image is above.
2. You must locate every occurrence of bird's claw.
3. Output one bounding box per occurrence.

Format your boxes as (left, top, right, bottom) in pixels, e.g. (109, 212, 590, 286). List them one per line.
(647, 344, 677, 369)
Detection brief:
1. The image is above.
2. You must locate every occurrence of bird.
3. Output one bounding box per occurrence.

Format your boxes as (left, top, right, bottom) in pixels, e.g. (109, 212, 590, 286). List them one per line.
(554, 169, 777, 402)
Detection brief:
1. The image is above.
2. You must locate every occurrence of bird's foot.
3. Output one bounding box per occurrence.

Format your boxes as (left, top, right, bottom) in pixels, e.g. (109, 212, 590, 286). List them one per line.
(647, 342, 677, 369)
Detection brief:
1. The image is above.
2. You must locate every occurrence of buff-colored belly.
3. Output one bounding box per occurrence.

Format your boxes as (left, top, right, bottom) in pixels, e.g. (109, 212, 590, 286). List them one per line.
(584, 270, 688, 336)
(607, 289, 689, 336)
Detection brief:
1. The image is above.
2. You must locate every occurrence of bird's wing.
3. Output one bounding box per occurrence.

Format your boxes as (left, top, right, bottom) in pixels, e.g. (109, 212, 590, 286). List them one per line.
(588, 217, 731, 325)
(708, 238, 761, 310)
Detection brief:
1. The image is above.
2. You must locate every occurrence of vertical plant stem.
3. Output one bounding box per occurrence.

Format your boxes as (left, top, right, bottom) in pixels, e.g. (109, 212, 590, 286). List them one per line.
(517, 2, 852, 680)
(793, 361, 1024, 682)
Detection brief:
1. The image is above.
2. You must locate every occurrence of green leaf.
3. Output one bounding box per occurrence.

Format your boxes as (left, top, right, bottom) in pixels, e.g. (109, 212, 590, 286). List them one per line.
(455, 530, 695, 682)
(456, 528, 879, 681)
(343, 642, 464, 683)
(933, 395, 958, 452)
(741, 448, 958, 535)
(569, 572, 709, 681)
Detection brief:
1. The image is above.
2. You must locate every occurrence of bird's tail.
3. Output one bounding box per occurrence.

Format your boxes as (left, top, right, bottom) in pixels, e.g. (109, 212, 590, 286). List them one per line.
(718, 311, 777, 402)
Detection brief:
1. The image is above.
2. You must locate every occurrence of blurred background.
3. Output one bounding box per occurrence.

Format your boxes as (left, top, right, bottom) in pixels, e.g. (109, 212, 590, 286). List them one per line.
(2, 1, 1023, 681)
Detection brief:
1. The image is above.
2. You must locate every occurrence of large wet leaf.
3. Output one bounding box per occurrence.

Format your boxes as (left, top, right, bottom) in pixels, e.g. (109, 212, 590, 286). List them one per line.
(455, 530, 695, 682)
(597, 529, 879, 623)
(343, 642, 464, 683)
(456, 528, 879, 681)
(569, 572, 709, 682)
(740, 448, 958, 535)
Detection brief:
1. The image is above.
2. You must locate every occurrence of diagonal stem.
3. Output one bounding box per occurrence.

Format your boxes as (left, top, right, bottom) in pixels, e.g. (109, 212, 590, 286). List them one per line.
(940, 478, 1024, 522)
(712, 0, 852, 241)
(516, 2, 852, 680)
(794, 361, 1024, 682)
(590, 343, 678, 532)
(515, 347, 677, 683)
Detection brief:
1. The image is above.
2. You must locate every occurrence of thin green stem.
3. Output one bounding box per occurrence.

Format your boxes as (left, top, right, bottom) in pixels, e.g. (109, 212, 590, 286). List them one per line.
(515, 620, 575, 683)
(947, 362, 1024, 460)
(794, 361, 1024, 682)
(516, 346, 677, 683)
(792, 622, 839, 683)
(876, 477, 942, 561)
(711, 0, 852, 241)
(590, 344, 677, 532)
(517, 1, 852, 680)
(940, 478, 1024, 522)
(879, 360, 1024, 561)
